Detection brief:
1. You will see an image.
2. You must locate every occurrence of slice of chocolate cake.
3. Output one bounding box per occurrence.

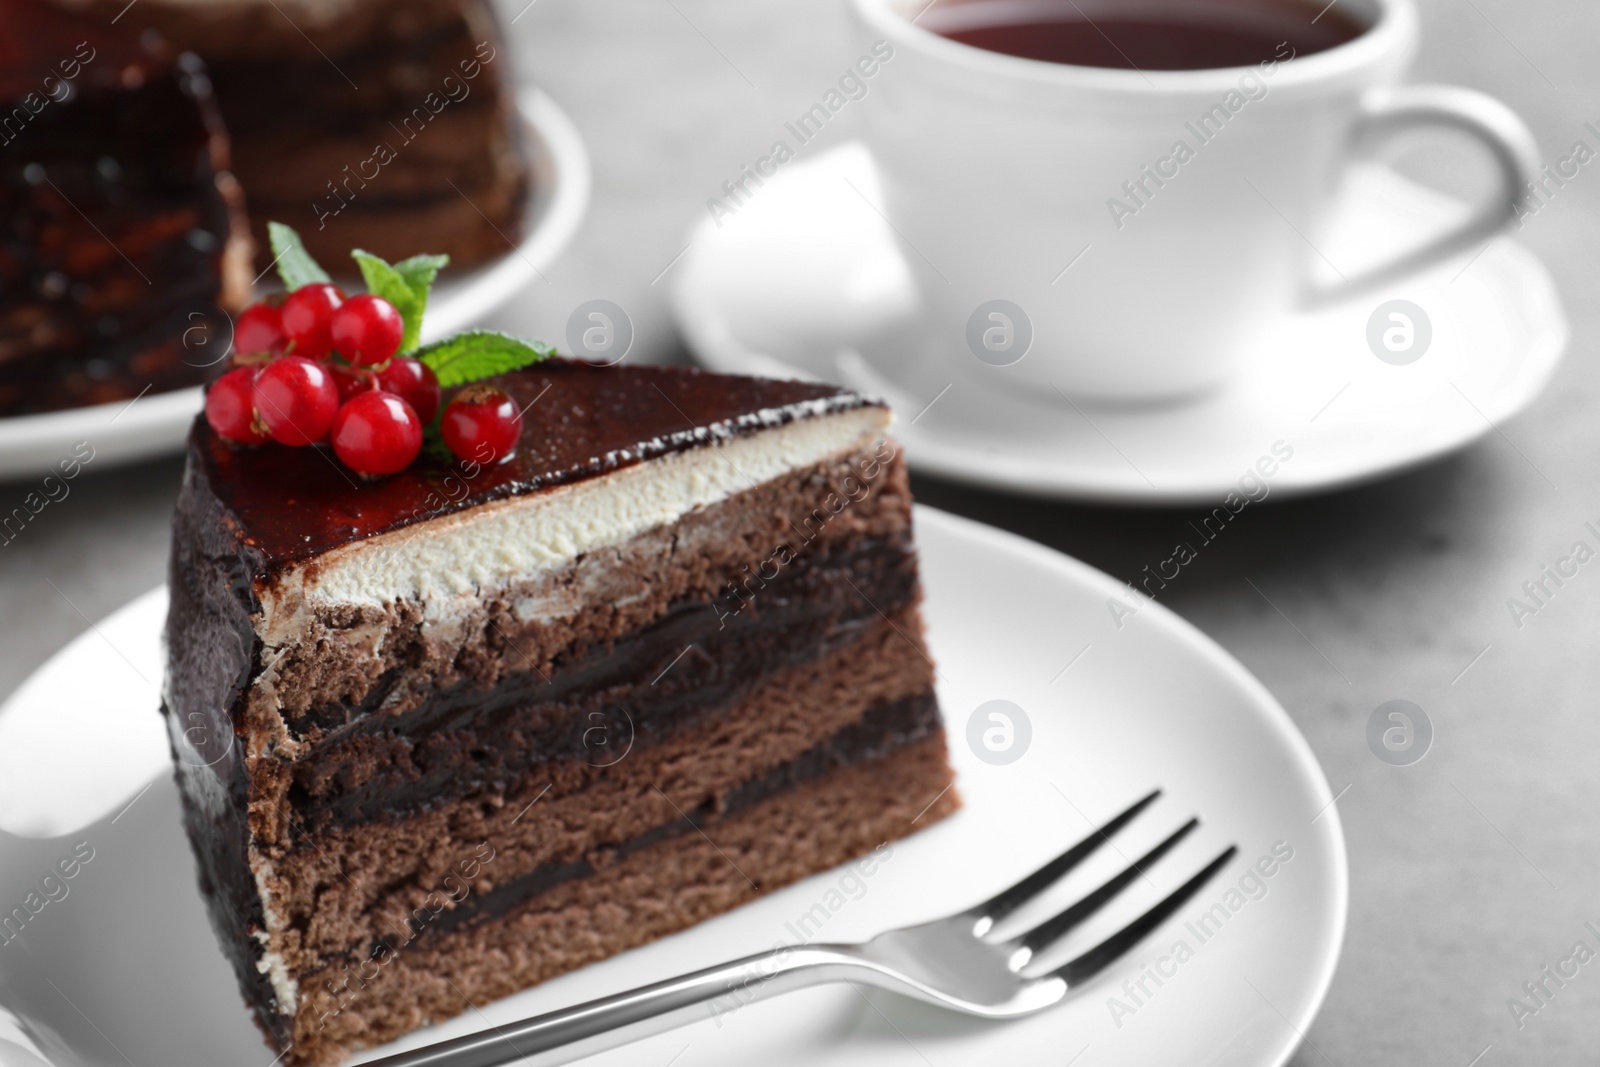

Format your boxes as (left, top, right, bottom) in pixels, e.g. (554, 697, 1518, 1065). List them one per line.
(165, 359, 959, 1066)
(0, 0, 251, 417)
(67, 0, 533, 271)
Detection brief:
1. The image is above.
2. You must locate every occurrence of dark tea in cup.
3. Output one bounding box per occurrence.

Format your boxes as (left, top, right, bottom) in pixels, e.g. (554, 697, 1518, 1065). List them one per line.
(924, 0, 1367, 70)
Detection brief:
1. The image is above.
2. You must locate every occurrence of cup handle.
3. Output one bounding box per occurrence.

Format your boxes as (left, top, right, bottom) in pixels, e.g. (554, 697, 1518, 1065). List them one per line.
(1309, 84, 1541, 304)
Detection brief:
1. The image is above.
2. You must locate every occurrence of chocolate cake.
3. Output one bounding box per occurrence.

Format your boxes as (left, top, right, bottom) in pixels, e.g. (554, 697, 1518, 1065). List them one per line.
(67, 0, 534, 271)
(0, 0, 250, 417)
(164, 359, 959, 1065)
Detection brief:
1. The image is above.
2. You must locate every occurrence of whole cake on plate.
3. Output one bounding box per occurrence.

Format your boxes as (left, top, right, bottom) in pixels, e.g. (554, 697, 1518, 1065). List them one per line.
(163, 232, 959, 1065)
(60, 0, 534, 270)
(0, 0, 250, 416)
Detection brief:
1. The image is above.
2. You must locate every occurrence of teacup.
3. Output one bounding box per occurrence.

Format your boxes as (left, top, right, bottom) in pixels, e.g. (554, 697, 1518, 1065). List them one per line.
(848, 0, 1541, 402)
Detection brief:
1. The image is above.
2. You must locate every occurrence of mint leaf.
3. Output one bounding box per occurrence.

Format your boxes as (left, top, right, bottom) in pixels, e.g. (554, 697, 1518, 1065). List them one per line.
(267, 222, 331, 291)
(420, 428, 456, 464)
(350, 250, 450, 353)
(351, 250, 408, 302)
(414, 330, 555, 388)
(393, 254, 450, 352)
(350, 250, 419, 350)
(393, 253, 450, 305)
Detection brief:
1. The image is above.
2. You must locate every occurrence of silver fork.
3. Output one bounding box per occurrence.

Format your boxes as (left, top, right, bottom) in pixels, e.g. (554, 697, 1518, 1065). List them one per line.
(368, 790, 1235, 1067)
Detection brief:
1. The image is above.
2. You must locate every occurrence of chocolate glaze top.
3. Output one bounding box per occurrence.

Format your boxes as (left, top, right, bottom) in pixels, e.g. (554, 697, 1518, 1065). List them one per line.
(0, 0, 170, 102)
(195, 359, 877, 571)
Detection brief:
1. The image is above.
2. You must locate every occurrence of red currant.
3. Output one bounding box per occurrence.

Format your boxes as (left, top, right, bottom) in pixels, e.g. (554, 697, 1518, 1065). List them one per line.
(376, 357, 441, 423)
(233, 300, 286, 357)
(205, 366, 269, 445)
(441, 384, 522, 463)
(280, 283, 345, 360)
(329, 294, 405, 367)
(251, 355, 340, 446)
(329, 363, 377, 405)
(331, 391, 422, 476)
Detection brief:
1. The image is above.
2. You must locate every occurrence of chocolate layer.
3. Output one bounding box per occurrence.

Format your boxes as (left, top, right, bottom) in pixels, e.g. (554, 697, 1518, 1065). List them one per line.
(193, 360, 874, 569)
(291, 733, 960, 1067)
(285, 532, 919, 832)
(244, 429, 908, 744)
(269, 601, 935, 969)
(353, 693, 937, 959)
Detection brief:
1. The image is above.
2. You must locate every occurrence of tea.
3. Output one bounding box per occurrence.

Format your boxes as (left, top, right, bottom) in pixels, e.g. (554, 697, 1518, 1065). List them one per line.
(926, 0, 1367, 70)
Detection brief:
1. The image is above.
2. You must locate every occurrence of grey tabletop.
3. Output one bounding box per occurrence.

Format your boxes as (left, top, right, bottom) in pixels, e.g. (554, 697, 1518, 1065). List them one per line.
(2, 0, 1595, 1063)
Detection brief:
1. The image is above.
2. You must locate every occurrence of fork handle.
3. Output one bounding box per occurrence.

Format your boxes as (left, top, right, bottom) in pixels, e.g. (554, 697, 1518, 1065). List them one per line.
(363, 945, 865, 1067)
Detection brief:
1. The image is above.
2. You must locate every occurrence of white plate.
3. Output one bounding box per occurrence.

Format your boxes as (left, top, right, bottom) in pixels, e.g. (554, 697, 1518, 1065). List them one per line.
(0, 87, 592, 483)
(671, 142, 1568, 504)
(0, 507, 1344, 1067)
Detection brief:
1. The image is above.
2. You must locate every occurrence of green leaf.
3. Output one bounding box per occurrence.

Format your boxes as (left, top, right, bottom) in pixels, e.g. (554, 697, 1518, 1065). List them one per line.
(267, 222, 331, 291)
(350, 249, 452, 353)
(420, 427, 456, 464)
(395, 255, 449, 352)
(350, 250, 420, 350)
(413, 330, 555, 388)
(392, 254, 450, 306)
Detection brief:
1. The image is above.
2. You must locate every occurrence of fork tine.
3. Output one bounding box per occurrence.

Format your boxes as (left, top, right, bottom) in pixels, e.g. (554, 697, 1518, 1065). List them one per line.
(975, 789, 1161, 924)
(1050, 845, 1238, 986)
(1009, 817, 1200, 955)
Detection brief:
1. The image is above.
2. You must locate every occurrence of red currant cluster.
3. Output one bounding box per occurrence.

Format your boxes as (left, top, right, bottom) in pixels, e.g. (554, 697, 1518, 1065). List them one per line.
(204, 283, 523, 477)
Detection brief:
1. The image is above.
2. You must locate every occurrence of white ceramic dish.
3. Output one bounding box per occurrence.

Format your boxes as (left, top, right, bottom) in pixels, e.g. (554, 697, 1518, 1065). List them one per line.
(0, 507, 1344, 1067)
(0, 87, 591, 484)
(671, 143, 1568, 504)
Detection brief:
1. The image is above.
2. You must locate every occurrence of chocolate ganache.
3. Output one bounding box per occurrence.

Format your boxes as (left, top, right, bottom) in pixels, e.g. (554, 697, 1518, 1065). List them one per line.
(195, 358, 872, 569)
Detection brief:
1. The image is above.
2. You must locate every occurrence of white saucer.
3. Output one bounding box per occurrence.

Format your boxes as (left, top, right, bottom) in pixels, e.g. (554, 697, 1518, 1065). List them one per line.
(672, 143, 1568, 504)
(0, 507, 1344, 1067)
(0, 87, 592, 483)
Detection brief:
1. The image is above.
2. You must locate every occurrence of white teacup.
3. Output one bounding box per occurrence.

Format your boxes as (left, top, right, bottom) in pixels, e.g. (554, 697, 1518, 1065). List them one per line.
(848, 0, 1541, 403)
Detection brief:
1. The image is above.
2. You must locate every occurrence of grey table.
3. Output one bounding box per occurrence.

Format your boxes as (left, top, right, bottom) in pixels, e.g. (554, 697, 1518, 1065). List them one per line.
(2, 1, 1595, 1063)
